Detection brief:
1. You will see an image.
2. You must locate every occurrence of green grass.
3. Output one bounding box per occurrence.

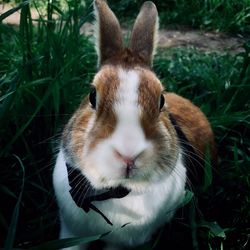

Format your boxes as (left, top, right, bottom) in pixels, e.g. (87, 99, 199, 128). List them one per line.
(154, 47, 250, 250)
(3, 0, 250, 33)
(104, 0, 250, 33)
(0, 0, 250, 250)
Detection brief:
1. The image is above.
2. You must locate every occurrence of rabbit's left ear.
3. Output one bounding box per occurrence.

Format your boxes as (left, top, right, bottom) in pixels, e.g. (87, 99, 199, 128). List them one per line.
(129, 1, 158, 67)
(94, 0, 123, 66)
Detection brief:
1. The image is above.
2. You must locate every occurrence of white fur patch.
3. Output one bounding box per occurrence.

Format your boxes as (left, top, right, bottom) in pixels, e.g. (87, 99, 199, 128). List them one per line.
(53, 149, 186, 248)
(112, 69, 150, 159)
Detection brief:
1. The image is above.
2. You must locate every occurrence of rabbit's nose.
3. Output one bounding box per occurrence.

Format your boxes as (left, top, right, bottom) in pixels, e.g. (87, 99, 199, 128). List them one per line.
(113, 149, 138, 178)
(114, 149, 135, 164)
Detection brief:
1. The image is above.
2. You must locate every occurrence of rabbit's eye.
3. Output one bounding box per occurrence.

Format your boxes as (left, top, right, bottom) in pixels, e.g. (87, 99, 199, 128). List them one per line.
(89, 88, 97, 109)
(159, 94, 165, 111)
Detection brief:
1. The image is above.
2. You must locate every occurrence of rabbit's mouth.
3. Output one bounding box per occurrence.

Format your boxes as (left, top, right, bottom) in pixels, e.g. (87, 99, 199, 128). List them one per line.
(125, 160, 137, 179)
(66, 162, 130, 226)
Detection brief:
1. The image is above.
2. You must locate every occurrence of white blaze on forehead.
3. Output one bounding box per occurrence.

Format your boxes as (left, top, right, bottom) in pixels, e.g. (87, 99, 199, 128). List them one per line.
(115, 69, 140, 117)
(112, 68, 149, 158)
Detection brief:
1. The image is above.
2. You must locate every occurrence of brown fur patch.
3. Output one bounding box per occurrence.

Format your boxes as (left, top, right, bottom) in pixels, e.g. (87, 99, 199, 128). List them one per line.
(103, 48, 149, 69)
(88, 66, 120, 150)
(62, 98, 93, 162)
(137, 68, 163, 138)
(157, 112, 179, 169)
(136, 68, 179, 172)
(62, 65, 121, 161)
(165, 93, 216, 160)
(93, 66, 120, 115)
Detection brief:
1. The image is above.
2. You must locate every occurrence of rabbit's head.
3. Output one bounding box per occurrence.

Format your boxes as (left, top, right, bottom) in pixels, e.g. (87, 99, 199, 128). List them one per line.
(62, 0, 179, 192)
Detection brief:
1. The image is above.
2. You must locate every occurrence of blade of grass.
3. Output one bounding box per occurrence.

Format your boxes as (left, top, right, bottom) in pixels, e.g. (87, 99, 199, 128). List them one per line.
(199, 221, 226, 239)
(0, 1, 29, 22)
(0, 90, 15, 102)
(180, 190, 194, 207)
(0, 185, 17, 199)
(20, 1, 34, 81)
(202, 145, 213, 193)
(4, 155, 25, 250)
(0, 72, 19, 122)
(29, 233, 108, 250)
(189, 199, 199, 250)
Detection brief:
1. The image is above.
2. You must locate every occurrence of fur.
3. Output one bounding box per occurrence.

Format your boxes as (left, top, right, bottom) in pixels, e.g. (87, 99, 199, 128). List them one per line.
(54, 150, 186, 250)
(53, 1, 215, 249)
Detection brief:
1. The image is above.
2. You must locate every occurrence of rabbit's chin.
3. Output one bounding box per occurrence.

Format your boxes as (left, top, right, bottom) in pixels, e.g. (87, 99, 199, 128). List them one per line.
(80, 158, 176, 194)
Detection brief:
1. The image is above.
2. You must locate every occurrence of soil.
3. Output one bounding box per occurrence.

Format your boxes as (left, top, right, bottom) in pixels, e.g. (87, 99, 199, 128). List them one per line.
(1, 3, 246, 54)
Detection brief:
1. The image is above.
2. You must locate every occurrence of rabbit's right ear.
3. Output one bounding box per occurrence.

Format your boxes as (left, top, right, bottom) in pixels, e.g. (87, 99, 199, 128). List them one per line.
(94, 0, 123, 66)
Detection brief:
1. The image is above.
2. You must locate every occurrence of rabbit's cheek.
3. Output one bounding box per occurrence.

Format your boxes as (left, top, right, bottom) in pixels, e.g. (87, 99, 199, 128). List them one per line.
(83, 141, 121, 181)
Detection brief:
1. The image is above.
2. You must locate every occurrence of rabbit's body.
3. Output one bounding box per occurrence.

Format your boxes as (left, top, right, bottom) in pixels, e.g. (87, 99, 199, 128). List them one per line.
(54, 148, 185, 249)
(53, 1, 215, 249)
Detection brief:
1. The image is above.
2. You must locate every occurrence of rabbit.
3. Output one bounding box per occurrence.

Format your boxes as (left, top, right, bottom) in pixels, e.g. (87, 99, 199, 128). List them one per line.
(53, 0, 215, 249)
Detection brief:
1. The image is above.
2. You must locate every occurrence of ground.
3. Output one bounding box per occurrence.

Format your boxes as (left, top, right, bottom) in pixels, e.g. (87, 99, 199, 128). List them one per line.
(1, 3, 245, 53)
